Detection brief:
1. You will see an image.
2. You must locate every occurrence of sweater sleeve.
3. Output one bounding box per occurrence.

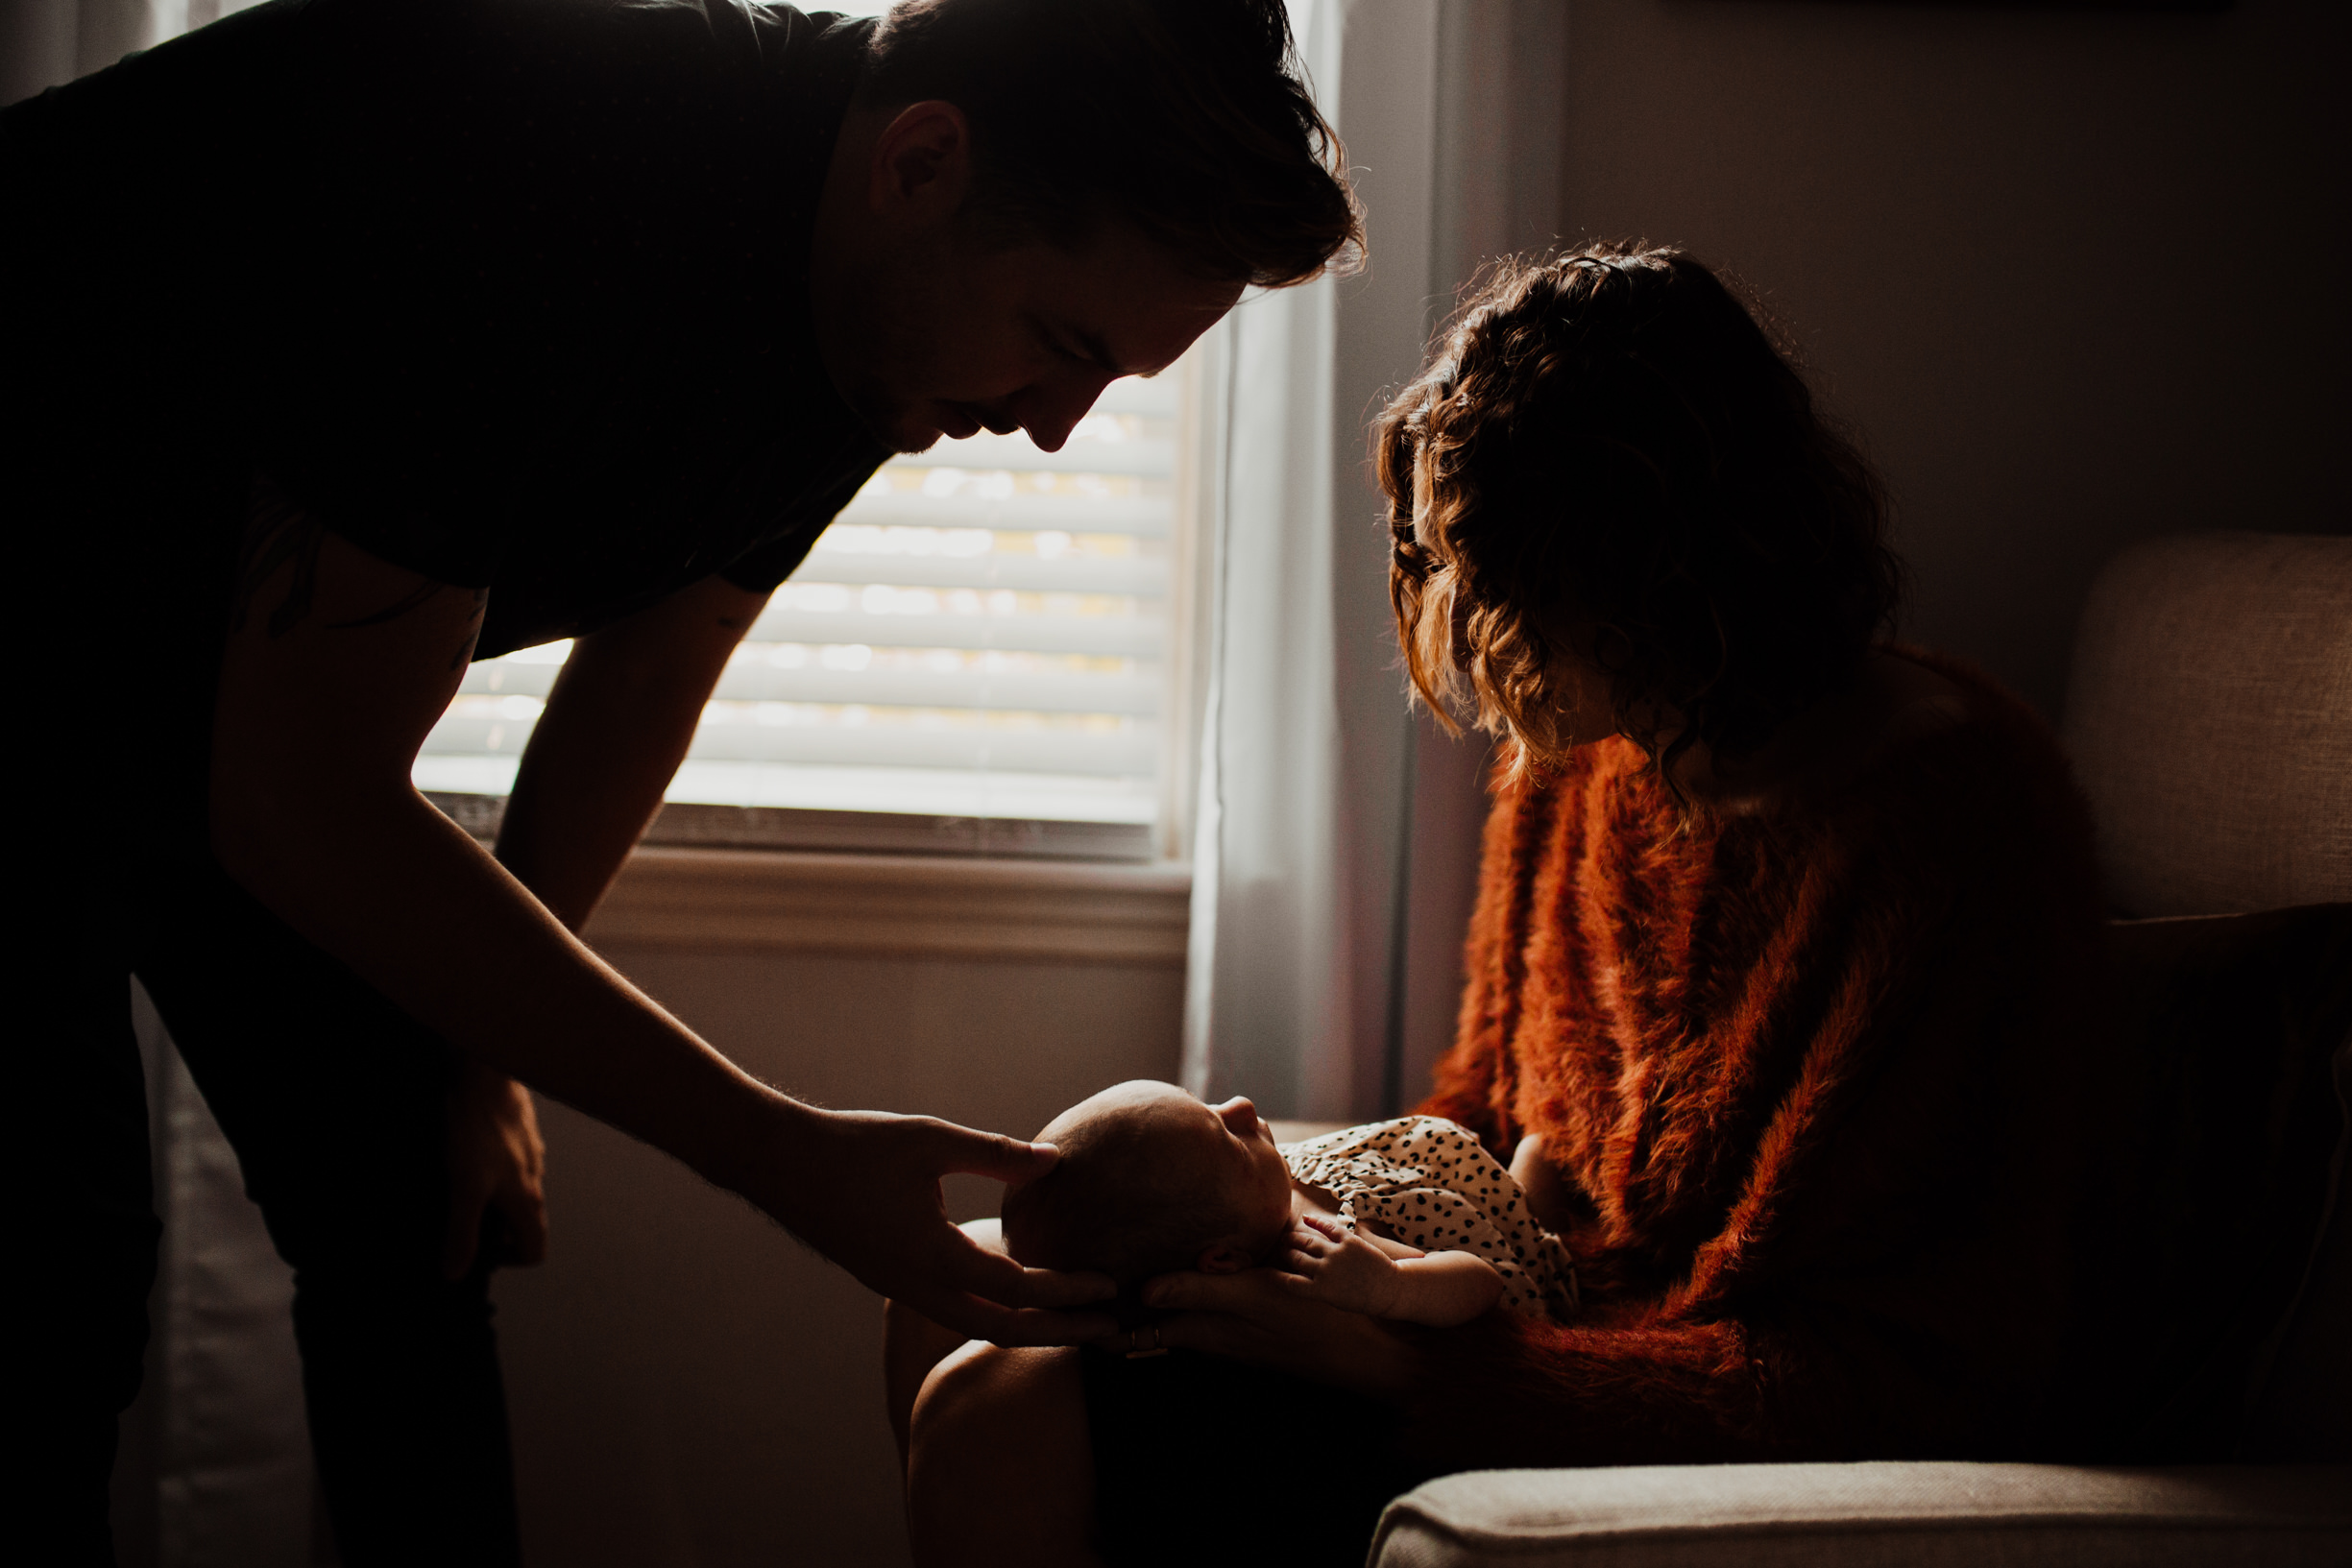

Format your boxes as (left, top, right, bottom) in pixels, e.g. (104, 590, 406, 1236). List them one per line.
(1394, 665, 2114, 1469)
(1418, 776, 1552, 1156)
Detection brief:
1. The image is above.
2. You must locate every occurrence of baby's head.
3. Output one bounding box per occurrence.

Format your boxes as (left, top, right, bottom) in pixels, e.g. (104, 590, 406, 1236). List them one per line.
(1002, 1081, 1294, 1288)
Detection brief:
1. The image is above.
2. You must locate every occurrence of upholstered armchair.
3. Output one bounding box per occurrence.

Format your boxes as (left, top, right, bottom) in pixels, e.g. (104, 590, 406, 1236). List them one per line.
(1367, 532, 2352, 1567)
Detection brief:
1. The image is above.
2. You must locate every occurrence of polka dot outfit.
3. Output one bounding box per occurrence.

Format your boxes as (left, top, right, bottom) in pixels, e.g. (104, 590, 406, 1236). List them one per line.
(1282, 1117, 1579, 1321)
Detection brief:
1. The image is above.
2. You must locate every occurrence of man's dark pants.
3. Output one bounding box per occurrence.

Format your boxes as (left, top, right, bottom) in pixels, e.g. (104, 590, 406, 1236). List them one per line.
(37, 837, 523, 1567)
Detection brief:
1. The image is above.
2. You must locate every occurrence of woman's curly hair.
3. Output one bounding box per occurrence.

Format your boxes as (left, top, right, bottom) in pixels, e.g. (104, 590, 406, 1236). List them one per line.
(1378, 245, 1904, 794)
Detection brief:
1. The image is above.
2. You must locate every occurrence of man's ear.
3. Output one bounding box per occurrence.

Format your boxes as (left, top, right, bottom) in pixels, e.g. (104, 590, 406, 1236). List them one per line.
(1197, 1241, 1252, 1275)
(867, 99, 972, 224)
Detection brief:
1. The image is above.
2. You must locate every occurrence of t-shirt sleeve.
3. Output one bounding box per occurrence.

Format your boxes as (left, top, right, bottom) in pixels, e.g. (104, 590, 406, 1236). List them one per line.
(259, 464, 511, 590)
(719, 455, 888, 595)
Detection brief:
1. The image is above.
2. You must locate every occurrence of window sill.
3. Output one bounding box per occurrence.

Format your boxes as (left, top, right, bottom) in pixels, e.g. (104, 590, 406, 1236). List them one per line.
(429, 791, 1158, 862)
(583, 846, 1194, 966)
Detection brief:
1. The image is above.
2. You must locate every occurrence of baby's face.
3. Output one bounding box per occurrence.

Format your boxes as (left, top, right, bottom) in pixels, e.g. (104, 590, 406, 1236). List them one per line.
(1043, 1080, 1295, 1247)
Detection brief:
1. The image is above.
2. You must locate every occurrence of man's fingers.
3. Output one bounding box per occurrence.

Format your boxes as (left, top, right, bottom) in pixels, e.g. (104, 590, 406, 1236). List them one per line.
(1140, 1268, 1269, 1313)
(936, 1224, 1116, 1308)
(999, 1262, 1118, 1311)
(1147, 1311, 1249, 1360)
(982, 1307, 1122, 1347)
(934, 1122, 1062, 1185)
(904, 1214, 1114, 1340)
(906, 1290, 1120, 1348)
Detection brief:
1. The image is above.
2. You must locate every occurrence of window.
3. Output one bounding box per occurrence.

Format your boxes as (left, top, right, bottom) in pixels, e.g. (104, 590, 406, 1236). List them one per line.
(415, 360, 1199, 861)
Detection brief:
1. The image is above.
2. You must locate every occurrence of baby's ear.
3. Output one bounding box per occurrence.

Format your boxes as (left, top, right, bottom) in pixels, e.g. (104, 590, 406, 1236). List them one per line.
(1196, 1241, 1252, 1275)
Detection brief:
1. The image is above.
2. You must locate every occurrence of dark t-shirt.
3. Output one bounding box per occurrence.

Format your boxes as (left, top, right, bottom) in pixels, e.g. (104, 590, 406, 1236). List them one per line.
(8, 0, 887, 668)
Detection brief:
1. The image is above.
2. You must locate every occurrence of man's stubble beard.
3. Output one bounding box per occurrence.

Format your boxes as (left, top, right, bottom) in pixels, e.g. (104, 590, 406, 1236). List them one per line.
(825, 237, 953, 456)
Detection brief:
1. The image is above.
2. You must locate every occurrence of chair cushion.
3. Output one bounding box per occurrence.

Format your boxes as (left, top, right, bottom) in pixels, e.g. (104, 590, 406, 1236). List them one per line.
(1369, 1462, 2352, 1567)
(2060, 531, 2352, 919)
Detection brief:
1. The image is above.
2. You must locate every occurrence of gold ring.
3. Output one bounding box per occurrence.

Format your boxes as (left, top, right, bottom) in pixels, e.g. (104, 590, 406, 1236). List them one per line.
(1125, 1324, 1169, 1361)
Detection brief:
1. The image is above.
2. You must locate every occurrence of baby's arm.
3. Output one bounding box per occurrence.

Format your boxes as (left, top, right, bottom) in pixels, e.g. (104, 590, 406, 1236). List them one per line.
(1384, 1249, 1508, 1327)
(1276, 1214, 1505, 1327)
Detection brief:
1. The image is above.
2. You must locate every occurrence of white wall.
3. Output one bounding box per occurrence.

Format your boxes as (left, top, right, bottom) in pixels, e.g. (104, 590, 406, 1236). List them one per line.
(495, 945, 1183, 1568)
(1555, 0, 2351, 717)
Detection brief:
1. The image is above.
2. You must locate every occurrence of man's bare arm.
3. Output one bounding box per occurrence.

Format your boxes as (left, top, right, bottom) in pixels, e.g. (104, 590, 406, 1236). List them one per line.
(494, 575, 766, 931)
(209, 504, 1112, 1340)
(442, 575, 766, 1276)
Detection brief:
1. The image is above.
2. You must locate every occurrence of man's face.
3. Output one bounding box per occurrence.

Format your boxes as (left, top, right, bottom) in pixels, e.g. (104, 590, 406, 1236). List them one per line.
(823, 216, 1241, 455)
(810, 101, 1243, 454)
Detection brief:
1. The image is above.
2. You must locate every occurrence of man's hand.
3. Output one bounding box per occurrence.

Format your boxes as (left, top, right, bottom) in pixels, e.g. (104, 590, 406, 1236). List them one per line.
(443, 1059, 549, 1279)
(753, 1105, 1117, 1347)
(1133, 1265, 1419, 1397)
(1273, 1213, 1406, 1316)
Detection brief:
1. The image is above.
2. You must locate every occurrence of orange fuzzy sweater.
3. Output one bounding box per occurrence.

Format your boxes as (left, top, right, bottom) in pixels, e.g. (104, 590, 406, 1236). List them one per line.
(1409, 650, 2118, 1468)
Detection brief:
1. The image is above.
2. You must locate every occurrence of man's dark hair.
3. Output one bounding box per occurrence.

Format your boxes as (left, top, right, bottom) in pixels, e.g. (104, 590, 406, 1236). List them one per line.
(861, 0, 1361, 286)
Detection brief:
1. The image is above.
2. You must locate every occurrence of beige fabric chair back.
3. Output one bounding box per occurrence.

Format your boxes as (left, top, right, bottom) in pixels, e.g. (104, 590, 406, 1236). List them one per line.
(2062, 532, 2352, 918)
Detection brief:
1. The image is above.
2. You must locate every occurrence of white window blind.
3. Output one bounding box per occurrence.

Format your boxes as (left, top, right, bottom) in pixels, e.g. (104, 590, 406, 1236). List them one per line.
(414, 367, 1189, 859)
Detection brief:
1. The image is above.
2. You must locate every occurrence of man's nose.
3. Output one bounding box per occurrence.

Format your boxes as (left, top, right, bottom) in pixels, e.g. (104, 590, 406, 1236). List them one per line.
(1016, 369, 1115, 453)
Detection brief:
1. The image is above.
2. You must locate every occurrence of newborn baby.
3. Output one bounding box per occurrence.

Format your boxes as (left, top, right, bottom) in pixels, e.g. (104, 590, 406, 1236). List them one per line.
(1001, 1079, 1578, 1327)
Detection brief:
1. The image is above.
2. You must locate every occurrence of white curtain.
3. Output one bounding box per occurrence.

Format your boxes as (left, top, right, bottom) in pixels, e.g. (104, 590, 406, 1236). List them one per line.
(1181, 0, 1567, 1123)
(132, 983, 326, 1568)
(0, 0, 263, 106)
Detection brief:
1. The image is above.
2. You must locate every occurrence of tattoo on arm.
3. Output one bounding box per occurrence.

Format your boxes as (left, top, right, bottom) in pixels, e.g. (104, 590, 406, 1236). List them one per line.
(235, 475, 489, 663)
(231, 481, 327, 639)
(327, 579, 442, 631)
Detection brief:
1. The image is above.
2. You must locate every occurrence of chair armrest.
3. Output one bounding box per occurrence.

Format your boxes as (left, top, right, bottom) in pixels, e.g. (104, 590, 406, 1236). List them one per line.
(1370, 1461, 2352, 1567)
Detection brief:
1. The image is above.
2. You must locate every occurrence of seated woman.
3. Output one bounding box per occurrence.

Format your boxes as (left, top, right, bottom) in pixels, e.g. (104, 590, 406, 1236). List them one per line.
(888, 245, 2127, 1567)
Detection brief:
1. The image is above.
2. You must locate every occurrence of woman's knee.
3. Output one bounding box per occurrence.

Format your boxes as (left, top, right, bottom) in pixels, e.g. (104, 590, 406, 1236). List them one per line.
(906, 1344, 1098, 1568)
(908, 1342, 1086, 1494)
(884, 1296, 973, 1468)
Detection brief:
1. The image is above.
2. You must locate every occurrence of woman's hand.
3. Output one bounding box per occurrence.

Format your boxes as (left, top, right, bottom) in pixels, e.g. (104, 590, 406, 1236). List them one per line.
(442, 1059, 549, 1280)
(1274, 1214, 1406, 1317)
(1135, 1264, 1420, 1398)
(745, 1103, 1119, 1349)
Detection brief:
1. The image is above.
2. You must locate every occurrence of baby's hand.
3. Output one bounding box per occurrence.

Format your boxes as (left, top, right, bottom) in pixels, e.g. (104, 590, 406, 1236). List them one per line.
(1274, 1214, 1406, 1318)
